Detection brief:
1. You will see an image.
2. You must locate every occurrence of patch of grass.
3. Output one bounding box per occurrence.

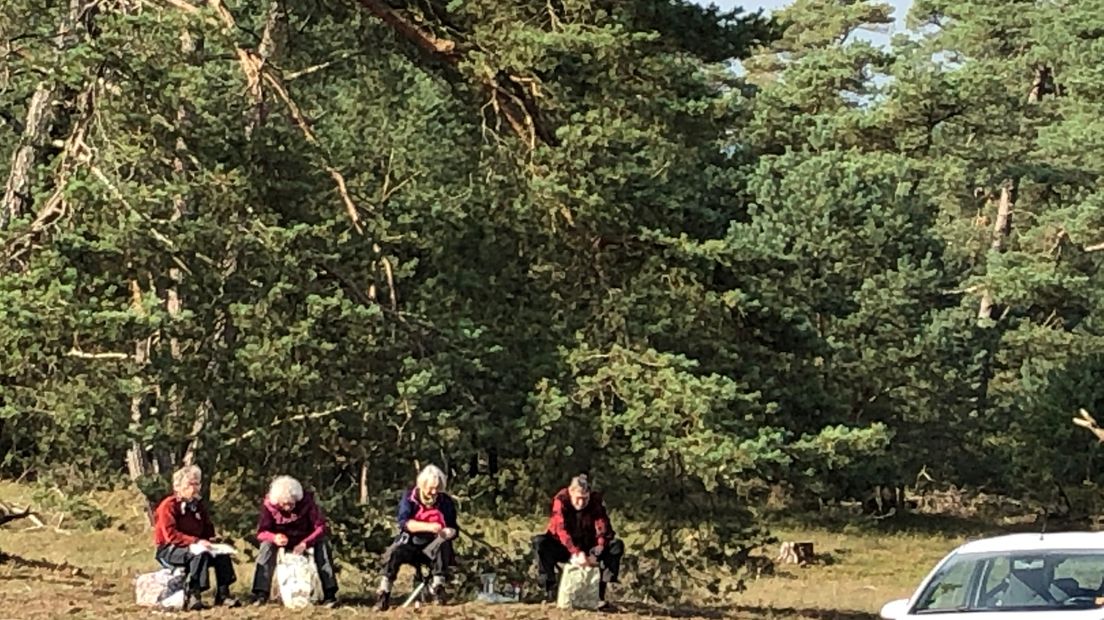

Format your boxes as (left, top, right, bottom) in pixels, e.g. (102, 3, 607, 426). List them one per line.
(0, 480, 1022, 619)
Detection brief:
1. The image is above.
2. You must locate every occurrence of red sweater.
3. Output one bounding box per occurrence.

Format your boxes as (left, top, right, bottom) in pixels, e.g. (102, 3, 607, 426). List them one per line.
(153, 495, 215, 547)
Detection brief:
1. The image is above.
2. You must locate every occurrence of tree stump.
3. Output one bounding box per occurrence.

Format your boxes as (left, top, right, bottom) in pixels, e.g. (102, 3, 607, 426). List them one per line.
(776, 541, 815, 566)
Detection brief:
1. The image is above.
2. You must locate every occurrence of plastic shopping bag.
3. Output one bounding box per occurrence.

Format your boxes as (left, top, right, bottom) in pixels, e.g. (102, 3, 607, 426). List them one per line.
(135, 568, 184, 609)
(557, 564, 601, 610)
(274, 548, 322, 609)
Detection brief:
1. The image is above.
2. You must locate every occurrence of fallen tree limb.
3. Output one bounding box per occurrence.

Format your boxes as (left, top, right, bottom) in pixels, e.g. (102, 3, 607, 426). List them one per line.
(0, 502, 43, 528)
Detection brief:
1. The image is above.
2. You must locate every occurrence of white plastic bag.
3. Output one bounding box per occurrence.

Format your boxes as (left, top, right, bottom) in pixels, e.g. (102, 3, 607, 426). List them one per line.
(135, 568, 184, 609)
(557, 564, 601, 610)
(274, 548, 322, 609)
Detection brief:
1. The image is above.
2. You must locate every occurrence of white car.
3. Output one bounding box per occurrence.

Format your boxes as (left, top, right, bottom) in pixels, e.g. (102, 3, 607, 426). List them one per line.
(881, 531, 1104, 619)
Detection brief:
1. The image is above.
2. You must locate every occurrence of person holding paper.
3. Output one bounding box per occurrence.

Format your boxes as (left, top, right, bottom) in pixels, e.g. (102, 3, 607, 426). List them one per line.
(152, 465, 240, 610)
(533, 474, 624, 609)
(249, 475, 339, 607)
(374, 464, 459, 611)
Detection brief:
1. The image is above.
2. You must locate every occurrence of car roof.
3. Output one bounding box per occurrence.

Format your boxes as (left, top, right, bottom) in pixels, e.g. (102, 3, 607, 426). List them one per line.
(955, 532, 1104, 554)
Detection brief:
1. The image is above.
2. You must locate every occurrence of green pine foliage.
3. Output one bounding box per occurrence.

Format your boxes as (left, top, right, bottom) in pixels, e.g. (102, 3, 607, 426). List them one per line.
(2, 0, 1103, 601)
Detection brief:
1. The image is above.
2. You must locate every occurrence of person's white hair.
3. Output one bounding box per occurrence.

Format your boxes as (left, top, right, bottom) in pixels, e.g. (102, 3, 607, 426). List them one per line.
(172, 465, 202, 492)
(268, 475, 304, 505)
(416, 464, 447, 491)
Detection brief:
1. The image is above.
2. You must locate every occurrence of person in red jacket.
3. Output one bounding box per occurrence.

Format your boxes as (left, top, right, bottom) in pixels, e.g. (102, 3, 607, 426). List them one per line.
(249, 475, 339, 607)
(152, 465, 239, 610)
(533, 474, 624, 609)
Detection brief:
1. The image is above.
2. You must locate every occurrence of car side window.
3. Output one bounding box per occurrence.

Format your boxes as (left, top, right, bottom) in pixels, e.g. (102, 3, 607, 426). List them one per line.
(921, 559, 975, 610)
(1053, 557, 1099, 595)
(981, 556, 1010, 605)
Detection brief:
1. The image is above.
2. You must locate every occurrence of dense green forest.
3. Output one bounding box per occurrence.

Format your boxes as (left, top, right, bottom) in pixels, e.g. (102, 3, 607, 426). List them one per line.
(2, 0, 1103, 595)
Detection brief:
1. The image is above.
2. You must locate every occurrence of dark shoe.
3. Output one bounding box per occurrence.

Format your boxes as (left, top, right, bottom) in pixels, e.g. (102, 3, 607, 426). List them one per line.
(374, 591, 391, 611)
(214, 588, 241, 608)
(598, 600, 619, 613)
(544, 587, 557, 603)
(321, 596, 338, 609)
(183, 592, 207, 611)
(428, 583, 448, 605)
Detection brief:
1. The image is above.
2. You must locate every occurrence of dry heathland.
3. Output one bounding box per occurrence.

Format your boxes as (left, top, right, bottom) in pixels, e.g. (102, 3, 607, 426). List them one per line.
(0, 482, 1002, 620)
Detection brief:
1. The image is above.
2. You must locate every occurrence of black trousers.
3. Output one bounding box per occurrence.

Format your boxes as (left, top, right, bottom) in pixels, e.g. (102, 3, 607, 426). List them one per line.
(381, 533, 454, 582)
(250, 540, 339, 598)
(533, 534, 624, 591)
(155, 544, 236, 593)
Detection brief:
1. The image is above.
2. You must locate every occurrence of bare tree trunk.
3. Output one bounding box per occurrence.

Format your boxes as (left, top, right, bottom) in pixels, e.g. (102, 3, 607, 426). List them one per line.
(360, 462, 369, 504)
(1, 85, 57, 229)
(127, 329, 154, 481)
(181, 402, 209, 467)
(977, 180, 1016, 321)
(0, 0, 90, 230)
(246, 0, 287, 136)
(974, 179, 1018, 420)
(182, 2, 284, 464)
(168, 28, 197, 465)
(1028, 65, 1052, 103)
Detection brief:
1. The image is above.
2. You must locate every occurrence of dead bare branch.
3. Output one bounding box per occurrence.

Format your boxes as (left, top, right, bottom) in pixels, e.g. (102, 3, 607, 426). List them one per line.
(66, 348, 130, 360)
(350, 0, 557, 148)
(353, 0, 458, 58)
(1073, 408, 1104, 442)
(156, 0, 365, 231)
(223, 404, 357, 447)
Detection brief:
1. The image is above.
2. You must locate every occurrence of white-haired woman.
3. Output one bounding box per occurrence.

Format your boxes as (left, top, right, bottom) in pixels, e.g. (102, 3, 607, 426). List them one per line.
(249, 475, 339, 607)
(374, 464, 459, 611)
(152, 465, 240, 610)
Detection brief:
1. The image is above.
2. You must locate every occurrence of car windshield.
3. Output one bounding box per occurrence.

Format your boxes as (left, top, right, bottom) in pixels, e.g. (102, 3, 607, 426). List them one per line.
(914, 550, 1104, 613)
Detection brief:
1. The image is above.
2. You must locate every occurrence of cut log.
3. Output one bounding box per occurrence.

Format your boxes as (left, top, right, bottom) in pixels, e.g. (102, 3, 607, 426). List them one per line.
(776, 541, 816, 565)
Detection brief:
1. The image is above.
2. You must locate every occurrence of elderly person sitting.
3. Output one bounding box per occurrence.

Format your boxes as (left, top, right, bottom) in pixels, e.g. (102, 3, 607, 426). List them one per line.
(249, 475, 339, 607)
(152, 465, 240, 610)
(533, 474, 624, 609)
(374, 464, 459, 611)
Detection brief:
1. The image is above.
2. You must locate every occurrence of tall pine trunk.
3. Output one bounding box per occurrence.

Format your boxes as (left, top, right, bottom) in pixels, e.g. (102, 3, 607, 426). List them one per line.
(0, 0, 88, 229)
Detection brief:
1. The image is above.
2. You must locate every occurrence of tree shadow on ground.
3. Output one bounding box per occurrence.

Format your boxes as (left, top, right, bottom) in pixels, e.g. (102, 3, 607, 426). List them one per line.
(772, 510, 1013, 539)
(731, 606, 879, 620)
(0, 551, 93, 587)
(616, 601, 731, 618)
(618, 601, 879, 619)
(0, 552, 90, 578)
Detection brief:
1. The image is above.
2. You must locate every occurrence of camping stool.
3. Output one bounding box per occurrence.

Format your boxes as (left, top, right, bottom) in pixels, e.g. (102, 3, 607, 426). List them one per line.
(400, 565, 433, 608)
